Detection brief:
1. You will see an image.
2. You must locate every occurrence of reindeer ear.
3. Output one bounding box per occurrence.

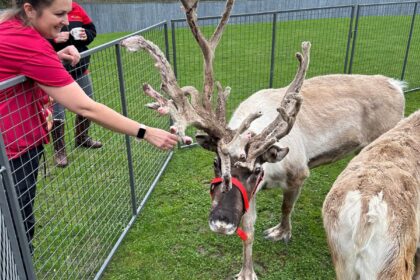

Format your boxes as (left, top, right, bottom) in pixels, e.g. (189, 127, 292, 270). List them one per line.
(261, 146, 289, 163)
(195, 131, 218, 152)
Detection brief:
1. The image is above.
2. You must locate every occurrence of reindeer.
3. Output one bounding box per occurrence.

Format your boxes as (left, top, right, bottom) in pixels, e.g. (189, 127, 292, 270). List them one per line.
(121, 0, 405, 279)
(322, 110, 420, 280)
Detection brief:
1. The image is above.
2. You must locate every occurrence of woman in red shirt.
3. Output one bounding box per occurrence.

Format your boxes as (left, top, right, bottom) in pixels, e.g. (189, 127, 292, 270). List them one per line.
(0, 0, 178, 252)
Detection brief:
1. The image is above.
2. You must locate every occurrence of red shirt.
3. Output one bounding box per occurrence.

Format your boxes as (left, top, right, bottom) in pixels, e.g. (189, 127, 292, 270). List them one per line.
(0, 18, 74, 159)
(69, 2, 93, 25)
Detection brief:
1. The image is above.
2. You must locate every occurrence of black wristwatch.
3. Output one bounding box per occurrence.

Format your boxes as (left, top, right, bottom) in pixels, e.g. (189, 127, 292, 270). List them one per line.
(136, 124, 147, 140)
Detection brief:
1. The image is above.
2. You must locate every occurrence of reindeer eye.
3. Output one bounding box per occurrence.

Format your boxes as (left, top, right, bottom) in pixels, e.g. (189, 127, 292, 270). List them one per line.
(254, 166, 261, 174)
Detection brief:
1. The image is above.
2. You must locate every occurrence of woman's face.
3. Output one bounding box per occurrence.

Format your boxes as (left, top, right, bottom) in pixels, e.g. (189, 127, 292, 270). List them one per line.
(24, 0, 72, 39)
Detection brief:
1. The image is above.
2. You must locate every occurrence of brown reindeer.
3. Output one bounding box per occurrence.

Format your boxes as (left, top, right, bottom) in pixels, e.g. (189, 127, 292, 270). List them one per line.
(122, 1, 405, 279)
(323, 110, 420, 280)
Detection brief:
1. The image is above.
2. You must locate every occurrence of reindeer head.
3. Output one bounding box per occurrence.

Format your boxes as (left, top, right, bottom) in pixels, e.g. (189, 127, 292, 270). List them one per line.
(197, 42, 310, 235)
(121, 0, 310, 236)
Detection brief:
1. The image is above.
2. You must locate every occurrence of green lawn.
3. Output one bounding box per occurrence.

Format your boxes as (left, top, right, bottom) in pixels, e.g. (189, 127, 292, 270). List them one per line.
(29, 14, 420, 280)
(101, 94, 419, 280)
(99, 16, 420, 280)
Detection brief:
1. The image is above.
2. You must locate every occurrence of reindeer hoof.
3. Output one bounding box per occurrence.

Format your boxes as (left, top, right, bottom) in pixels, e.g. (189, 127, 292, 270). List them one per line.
(234, 269, 258, 280)
(263, 224, 292, 242)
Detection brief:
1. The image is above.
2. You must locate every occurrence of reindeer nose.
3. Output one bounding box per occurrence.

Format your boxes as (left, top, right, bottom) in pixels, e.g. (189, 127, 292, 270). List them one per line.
(209, 212, 237, 235)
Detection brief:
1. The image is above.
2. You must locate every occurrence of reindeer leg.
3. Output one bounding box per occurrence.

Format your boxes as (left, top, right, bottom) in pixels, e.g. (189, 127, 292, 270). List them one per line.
(264, 169, 308, 242)
(235, 198, 258, 280)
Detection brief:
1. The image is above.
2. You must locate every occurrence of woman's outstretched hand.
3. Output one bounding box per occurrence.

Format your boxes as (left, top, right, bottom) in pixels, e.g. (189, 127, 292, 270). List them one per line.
(143, 126, 178, 150)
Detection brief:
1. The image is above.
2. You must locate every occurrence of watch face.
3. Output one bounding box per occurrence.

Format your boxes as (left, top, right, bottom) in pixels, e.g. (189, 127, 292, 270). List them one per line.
(137, 126, 146, 139)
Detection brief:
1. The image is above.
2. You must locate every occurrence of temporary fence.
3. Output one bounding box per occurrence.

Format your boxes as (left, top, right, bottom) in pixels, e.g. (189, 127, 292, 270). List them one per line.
(0, 22, 172, 279)
(171, 1, 419, 144)
(0, 2, 419, 279)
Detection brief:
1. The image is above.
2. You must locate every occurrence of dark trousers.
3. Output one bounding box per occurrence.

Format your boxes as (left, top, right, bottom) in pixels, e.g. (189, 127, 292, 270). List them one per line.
(9, 145, 43, 252)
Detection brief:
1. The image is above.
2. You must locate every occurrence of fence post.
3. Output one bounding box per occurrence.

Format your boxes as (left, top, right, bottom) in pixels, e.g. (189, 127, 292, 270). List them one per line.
(171, 20, 178, 79)
(269, 12, 277, 88)
(348, 4, 360, 74)
(0, 168, 27, 280)
(344, 5, 356, 73)
(164, 21, 170, 62)
(401, 2, 417, 81)
(0, 136, 35, 279)
(115, 44, 138, 216)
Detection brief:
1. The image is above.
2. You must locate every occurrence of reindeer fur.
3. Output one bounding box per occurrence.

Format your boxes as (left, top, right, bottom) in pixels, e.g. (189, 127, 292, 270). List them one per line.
(323, 109, 420, 280)
(223, 74, 405, 279)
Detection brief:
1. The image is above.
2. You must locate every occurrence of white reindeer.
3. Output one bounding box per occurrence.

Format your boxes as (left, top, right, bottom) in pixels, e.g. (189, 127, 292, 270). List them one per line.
(122, 0, 406, 278)
(323, 110, 420, 280)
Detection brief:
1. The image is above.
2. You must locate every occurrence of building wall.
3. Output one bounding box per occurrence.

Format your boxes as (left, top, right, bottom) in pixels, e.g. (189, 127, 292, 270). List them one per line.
(80, 0, 417, 34)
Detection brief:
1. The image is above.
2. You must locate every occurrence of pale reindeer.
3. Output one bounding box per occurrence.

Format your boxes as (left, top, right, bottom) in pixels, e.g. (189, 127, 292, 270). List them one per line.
(323, 110, 420, 280)
(121, 0, 405, 279)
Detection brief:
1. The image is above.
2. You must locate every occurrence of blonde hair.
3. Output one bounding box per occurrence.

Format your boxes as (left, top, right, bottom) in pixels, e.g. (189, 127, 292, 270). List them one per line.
(0, 0, 55, 25)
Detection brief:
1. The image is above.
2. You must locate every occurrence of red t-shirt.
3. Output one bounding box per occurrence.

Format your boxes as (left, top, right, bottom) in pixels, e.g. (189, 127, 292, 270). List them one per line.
(0, 18, 74, 159)
(69, 2, 93, 25)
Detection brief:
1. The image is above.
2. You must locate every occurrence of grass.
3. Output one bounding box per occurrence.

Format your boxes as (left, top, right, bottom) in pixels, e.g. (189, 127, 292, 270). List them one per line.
(99, 16, 420, 280)
(101, 94, 419, 280)
(26, 14, 420, 280)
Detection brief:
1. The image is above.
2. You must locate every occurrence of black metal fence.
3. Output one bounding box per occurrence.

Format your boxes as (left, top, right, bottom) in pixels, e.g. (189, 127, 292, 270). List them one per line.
(172, 1, 419, 143)
(0, 22, 173, 279)
(0, 2, 419, 279)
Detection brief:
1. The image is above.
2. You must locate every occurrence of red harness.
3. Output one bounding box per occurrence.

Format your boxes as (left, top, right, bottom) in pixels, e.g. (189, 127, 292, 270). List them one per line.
(210, 173, 264, 241)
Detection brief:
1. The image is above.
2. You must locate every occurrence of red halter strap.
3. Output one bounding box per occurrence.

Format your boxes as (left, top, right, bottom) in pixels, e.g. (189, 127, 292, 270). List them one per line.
(210, 176, 250, 240)
(210, 173, 264, 241)
(210, 177, 249, 211)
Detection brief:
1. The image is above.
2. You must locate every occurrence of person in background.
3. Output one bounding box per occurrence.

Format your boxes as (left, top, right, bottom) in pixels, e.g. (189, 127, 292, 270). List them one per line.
(0, 0, 178, 252)
(50, 1, 100, 167)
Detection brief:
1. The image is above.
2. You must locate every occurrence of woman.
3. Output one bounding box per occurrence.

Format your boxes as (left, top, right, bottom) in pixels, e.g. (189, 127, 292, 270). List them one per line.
(49, 1, 102, 167)
(0, 0, 178, 251)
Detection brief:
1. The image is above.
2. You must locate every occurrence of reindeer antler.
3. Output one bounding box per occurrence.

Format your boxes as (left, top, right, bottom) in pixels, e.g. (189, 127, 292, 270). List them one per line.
(231, 41, 311, 171)
(121, 0, 235, 146)
(121, 1, 310, 192)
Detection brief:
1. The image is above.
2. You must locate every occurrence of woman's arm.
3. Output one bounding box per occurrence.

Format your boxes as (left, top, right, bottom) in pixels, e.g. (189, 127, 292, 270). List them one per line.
(39, 82, 178, 150)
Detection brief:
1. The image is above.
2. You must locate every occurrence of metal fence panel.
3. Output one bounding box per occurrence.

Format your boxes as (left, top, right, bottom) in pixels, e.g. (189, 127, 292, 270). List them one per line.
(78, 0, 419, 34)
(349, 2, 419, 86)
(172, 3, 419, 145)
(0, 23, 172, 279)
(0, 173, 23, 280)
(1, 2, 419, 279)
(272, 6, 354, 87)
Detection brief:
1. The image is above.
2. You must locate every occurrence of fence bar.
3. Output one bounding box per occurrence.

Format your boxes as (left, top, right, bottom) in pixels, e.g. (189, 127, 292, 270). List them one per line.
(401, 2, 418, 80)
(0, 137, 35, 279)
(358, 0, 419, 7)
(86, 21, 167, 55)
(348, 5, 360, 74)
(344, 6, 356, 73)
(170, 4, 355, 23)
(405, 86, 420, 93)
(115, 44, 137, 216)
(269, 13, 277, 88)
(0, 75, 26, 90)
